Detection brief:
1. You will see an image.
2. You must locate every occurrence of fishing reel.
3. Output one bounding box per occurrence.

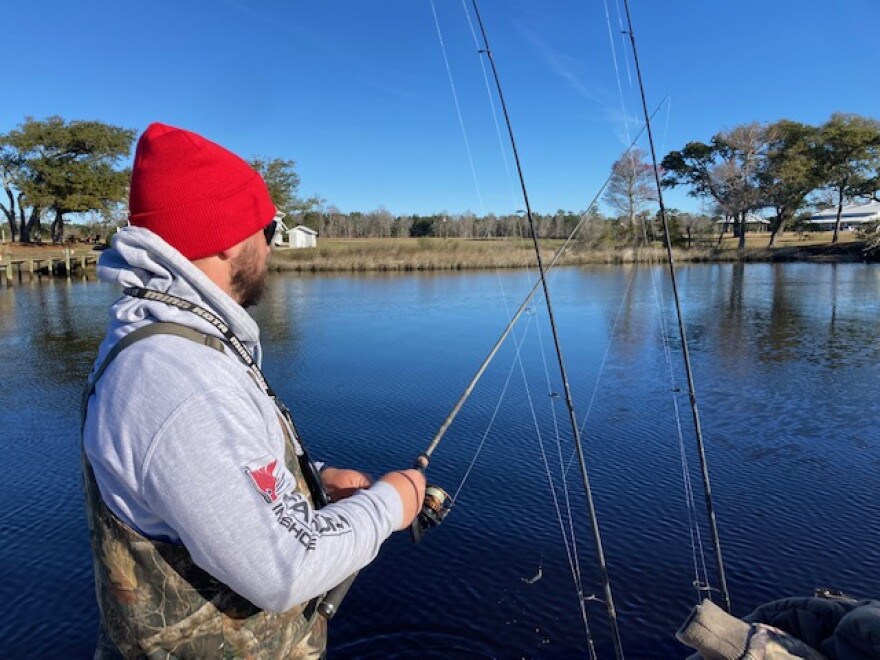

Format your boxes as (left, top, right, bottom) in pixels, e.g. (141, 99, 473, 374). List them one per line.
(410, 484, 453, 544)
(409, 454, 454, 544)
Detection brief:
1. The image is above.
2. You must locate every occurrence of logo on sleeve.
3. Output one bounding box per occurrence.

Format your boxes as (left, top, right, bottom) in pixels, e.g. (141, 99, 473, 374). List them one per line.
(244, 458, 290, 504)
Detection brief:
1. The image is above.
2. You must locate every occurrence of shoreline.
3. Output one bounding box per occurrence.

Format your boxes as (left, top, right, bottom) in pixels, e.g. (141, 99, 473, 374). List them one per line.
(267, 238, 874, 272)
(0, 238, 873, 280)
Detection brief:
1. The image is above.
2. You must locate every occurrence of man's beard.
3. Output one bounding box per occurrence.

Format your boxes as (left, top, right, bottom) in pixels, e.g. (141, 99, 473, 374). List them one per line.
(230, 242, 268, 309)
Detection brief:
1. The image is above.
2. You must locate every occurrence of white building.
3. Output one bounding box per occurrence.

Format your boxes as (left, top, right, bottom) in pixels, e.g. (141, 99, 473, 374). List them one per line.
(288, 225, 318, 248)
(809, 201, 880, 231)
(270, 216, 319, 249)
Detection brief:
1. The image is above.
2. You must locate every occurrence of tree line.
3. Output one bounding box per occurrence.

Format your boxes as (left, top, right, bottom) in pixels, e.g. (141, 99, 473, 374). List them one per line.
(659, 113, 880, 249)
(0, 116, 621, 245)
(0, 117, 595, 245)
(0, 117, 322, 245)
(2, 113, 878, 249)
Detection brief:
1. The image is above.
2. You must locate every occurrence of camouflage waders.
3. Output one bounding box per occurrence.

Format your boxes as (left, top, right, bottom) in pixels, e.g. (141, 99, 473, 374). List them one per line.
(82, 323, 327, 658)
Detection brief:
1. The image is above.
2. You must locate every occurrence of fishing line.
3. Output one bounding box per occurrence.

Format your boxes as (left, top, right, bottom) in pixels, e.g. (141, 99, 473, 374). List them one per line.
(555, 259, 641, 482)
(429, 0, 486, 216)
(430, 0, 541, 465)
(467, 2, 626, 656)
(447, 267, 596, 644)
(504, 286, 598, 644)
(430, 0, 553, 507)
(517, 18, 663, 613)
(416, 99, 666, 660)
(660, 96, 673, 159)
(421, 96, 667, 461)
(425, 2, 711, 649)
(621, 0, 731, 612)
(639, 218, 713, 604)
(430, 6, 580, 605)
(614, 0, 634, 88)
(506, 308, 597, 645)
(451, 310, 537, 500)
(422, 99, 668, 493)
(504, 3, 672, 646)
(603, 0, 633, 143)
(449, 2, 612, 644)
(459, 0, 519, 208)
(525, 271, 600, 590)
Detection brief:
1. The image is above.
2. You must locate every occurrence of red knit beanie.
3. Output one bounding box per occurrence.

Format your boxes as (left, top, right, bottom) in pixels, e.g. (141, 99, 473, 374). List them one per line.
(128, 122, 276, 260)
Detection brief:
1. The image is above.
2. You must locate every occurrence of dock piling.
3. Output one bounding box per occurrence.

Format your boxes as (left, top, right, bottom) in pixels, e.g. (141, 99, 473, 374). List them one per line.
(0, 249, 98, 285)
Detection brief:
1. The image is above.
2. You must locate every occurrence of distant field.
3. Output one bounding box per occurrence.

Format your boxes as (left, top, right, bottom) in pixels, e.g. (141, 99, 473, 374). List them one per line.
(269, 237, 566, 271)
(714, 231, 861, 250)
(269, 234, 869, 271)
(0, 232, 869, 273)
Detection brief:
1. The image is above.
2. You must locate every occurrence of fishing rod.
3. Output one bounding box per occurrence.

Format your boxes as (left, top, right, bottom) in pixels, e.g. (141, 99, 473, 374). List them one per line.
(407, 99, 668, 632)
(620, 0, 731, 612)
(417, 2, 630, 658)
(320, 20, 669, 628)
(419, 98, 667, 466)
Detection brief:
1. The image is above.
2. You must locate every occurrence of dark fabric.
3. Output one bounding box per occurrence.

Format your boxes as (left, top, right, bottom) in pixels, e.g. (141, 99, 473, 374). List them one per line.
(832, 602, 880, 660)
(744, 597, 880, 660)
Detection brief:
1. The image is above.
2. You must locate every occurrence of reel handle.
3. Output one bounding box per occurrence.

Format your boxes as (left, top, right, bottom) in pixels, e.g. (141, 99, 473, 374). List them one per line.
(409, 453, 430, 543)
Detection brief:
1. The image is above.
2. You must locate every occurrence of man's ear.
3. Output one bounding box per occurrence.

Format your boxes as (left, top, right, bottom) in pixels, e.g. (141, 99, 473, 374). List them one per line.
(218, 238, 247, 261)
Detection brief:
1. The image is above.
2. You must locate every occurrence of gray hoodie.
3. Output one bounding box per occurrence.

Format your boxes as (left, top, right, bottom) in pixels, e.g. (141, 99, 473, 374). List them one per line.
(83, 226, 403, 612)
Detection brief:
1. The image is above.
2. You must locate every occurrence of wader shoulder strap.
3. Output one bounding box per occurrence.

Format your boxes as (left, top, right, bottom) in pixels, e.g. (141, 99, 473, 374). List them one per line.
(82, 319, 341, 622)
(81, 322, 225, 427)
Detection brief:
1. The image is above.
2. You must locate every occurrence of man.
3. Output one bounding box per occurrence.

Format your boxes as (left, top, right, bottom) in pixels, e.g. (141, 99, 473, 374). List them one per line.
(82, 123, 426, 658)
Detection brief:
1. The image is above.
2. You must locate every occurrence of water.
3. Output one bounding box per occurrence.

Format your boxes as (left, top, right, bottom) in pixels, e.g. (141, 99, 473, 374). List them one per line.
(1, 263, 879, 658)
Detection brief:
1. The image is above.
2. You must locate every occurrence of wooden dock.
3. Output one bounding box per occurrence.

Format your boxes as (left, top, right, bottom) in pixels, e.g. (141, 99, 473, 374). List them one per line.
(0, 249, 99, 286)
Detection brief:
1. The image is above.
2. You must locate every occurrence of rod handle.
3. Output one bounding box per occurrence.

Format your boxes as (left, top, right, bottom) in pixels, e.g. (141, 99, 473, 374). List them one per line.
(413, 453, 429, 472)
(318, 572, 358, 619)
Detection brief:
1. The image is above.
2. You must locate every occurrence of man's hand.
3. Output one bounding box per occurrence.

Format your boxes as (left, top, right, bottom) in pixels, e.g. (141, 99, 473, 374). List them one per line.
(378, 469, 427, 530)
(320, 467, 372, 502)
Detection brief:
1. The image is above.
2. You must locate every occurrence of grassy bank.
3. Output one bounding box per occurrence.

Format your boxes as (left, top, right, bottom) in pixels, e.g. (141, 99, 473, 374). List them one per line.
(1, 234, 871, 275)
(269, 235, 872, 272)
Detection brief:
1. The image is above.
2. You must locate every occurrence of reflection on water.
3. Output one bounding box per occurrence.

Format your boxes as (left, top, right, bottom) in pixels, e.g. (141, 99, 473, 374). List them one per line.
(1, 263, 879, 658)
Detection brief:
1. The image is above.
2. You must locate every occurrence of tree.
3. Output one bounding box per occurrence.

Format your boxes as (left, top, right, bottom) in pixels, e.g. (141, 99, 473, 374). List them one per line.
(713, 124, 766, 250)
(249, 157, 299, 213)
(249, 157, 322, 217)
(816, 113, 880, 243)
(662, 123, 767, 251)
(677, 212, 714, 248)
(5, 116, 134, 243)
(0, 142, 24, 242)
(576, 202, 613, 249)
(759, 120, 822, 247)
(860, 219, 880, 256)
(409, 214, 435, 237)
(603, 148, 655, 244)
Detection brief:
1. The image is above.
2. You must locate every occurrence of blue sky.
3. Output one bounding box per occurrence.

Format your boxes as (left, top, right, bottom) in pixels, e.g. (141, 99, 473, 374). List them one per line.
(5, 0, 878, 216)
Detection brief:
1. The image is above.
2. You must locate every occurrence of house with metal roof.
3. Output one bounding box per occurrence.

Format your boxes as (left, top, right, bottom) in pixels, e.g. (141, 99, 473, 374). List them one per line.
(808, 201, 880, 230)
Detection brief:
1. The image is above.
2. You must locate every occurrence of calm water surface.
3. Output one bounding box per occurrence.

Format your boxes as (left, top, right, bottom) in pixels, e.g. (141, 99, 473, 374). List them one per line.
(1, 263, 879, 658)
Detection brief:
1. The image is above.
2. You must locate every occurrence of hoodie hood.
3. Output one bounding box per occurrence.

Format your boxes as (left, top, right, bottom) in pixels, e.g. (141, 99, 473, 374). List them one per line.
(95, 226, 262, 367)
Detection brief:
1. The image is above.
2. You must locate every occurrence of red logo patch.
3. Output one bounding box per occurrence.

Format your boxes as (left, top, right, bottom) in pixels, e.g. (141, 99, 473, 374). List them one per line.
(245, 459, 288, 504)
